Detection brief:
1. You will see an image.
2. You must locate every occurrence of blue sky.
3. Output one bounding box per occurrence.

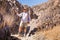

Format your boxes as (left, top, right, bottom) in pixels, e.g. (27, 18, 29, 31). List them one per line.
(17, 0, 48, 6)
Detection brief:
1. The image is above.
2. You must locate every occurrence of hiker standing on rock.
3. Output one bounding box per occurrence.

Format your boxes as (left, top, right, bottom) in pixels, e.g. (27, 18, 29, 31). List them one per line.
(16, 7, 31, 37)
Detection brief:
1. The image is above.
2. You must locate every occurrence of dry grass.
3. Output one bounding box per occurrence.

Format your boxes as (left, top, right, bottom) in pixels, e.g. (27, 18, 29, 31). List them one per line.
(32, 25, 60, 40)
(42, 25, 60, 40)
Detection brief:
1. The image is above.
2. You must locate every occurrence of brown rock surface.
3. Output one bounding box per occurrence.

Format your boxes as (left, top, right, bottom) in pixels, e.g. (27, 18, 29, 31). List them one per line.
(0, 0, 23, 40)
(30, 0, 60, 30)
(0, 0, 60, 40)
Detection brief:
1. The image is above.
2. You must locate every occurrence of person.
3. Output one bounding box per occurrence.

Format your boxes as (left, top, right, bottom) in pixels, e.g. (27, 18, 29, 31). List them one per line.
(16, 7, 31, 37)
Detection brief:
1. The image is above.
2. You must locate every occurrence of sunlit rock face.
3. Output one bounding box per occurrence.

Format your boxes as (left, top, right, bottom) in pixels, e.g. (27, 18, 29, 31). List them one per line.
(29, 0, 60, 30)
(25, 0, 60, 40)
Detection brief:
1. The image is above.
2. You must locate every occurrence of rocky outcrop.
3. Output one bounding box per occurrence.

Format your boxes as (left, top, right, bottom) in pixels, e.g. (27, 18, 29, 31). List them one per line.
(29, 0, 60, 30)
(0, 0, 33, 40)
(0, 0, 23, 40)
(0, 0, 23, 33)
